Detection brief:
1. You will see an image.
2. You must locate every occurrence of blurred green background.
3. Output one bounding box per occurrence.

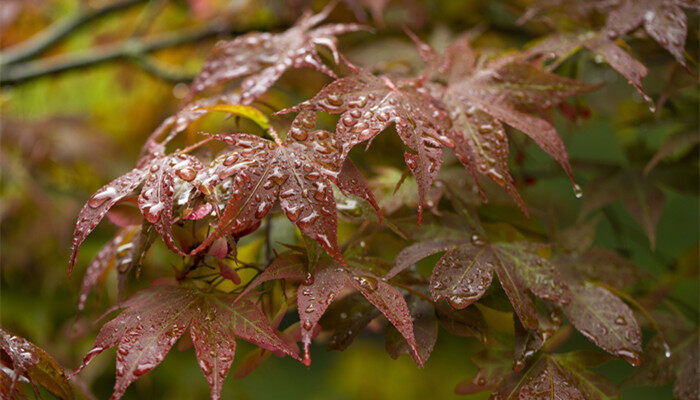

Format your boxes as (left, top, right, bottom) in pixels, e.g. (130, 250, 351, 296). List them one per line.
(1, 0, 697, 399)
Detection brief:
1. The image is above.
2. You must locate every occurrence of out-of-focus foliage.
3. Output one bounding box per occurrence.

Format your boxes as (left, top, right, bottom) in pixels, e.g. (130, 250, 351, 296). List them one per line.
(1, 0, 698, 399)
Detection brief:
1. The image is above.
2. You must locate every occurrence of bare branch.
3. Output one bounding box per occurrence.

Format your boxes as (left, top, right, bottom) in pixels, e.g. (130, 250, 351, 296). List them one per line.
(0, 0, 148, 66)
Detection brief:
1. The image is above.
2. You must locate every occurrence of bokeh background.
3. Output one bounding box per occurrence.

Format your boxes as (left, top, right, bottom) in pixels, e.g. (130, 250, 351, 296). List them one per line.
(1, 0, 697, 399)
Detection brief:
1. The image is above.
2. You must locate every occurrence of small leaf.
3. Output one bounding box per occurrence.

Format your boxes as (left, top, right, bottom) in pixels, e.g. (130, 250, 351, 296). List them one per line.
(195, 104, 271, 130)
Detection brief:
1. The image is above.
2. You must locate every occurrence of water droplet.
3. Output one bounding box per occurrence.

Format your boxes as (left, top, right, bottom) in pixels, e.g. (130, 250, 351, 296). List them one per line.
(176, 167, 197, 182)
(471, 234, 486, 246)
(88, 186, 117, 208)
(353, 275, 378, 291)
(573, 183, 583, 198)
(303, 273, 315, 286)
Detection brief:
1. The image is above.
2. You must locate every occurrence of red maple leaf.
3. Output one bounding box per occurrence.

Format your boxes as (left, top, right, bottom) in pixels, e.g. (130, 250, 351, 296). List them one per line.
(190, 110, 378, 264)
(76, 283, 300, 400)
(235, 252, 422, 367)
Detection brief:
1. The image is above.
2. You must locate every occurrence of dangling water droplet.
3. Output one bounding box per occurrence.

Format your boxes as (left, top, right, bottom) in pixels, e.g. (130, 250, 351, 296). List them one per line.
(573, 183, 583, 199)
(662, 341, 671, 358)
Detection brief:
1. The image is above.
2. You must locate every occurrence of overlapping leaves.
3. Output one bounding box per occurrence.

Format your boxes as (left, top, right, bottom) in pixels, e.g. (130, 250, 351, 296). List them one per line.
(235, 249, 421, 366)
(284, 34, 595, 215)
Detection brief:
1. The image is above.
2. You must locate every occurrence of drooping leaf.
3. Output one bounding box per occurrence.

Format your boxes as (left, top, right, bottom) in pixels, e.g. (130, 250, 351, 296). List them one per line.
(606, 0, 698, 67)
(562, 282, 642, 366)
(78, 226, 141, 311)
(0, 329, 73, 400)
(408, 33, 596, 209)
(77, 284, 299, 400)
(526, 31, 652, 107)
(69, 155, 157, 273)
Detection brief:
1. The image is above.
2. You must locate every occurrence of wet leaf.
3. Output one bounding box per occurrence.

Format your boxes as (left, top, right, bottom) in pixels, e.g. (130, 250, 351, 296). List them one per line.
(187, 4, 365, 103)
(0, 329, 73, 400)
(236, 252, 421, 366)
(76, 284, 299, 400)
(282, 65, 451, 222)
(193, 111, 375, 264)
(391, 234, 571, 330)
(606, 0, 698, 67)
(562, 282, 643, 366)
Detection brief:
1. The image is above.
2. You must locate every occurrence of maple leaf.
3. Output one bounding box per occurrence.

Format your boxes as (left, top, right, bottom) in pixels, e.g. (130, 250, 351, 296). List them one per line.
(0, 328, 73, 400)
(235, 251, 421, 366)
(280, 64, 453, 222)
(525, 31, 653, 108)
(69, 154, 156, 274)
(462, 349, 618, 400)
(69, 152, 205, 272)
(187, 3, 365, 104)
(191, 110, 378, 264)
(388, 230, 572, 330)
(416, 34, 597, 208)
(581, 168, 665, 249)
(76, 283, 299, 400)
(605, 0, 699, 67)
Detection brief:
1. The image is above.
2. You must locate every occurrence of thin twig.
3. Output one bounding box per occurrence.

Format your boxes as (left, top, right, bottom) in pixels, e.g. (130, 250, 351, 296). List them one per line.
(0, 22, 279, 86)
(0, 0, 148, 65)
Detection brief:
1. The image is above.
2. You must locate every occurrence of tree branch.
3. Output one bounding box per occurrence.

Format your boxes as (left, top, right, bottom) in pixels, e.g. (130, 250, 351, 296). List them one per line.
(0, 0, 148, 66)
(0, 23, 273, 86)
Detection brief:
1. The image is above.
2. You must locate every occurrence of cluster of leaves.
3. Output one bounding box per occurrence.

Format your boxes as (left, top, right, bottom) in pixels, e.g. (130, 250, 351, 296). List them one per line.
(5, 0, 694, 399)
